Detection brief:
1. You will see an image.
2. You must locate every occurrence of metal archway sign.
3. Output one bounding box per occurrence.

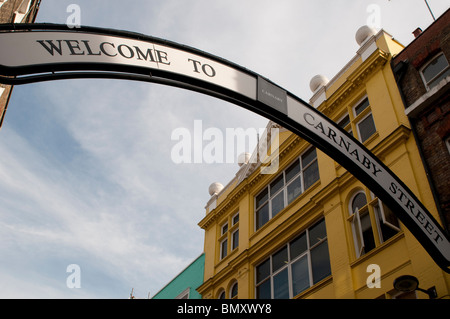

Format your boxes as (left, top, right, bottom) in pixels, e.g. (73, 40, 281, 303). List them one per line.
(1, 23, 449, 273)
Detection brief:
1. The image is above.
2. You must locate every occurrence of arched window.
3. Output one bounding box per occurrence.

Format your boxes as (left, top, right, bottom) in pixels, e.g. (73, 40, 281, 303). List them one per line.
(348, 190, 400, 258)
(229, 281, 238, 299)
(349, 191, 374, 257)
(217, 289, 225, 299)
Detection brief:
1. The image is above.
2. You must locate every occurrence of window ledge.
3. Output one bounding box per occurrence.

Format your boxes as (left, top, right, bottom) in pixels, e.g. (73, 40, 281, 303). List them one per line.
(216, 245, 239, 268)
(349, 231, 404, 268)
(405, 75, 450, 118)
(293, 275, 333, 299)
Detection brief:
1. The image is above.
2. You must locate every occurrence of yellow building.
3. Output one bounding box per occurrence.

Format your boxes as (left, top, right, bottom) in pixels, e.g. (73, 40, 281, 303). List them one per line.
(197, 26, 450, 299)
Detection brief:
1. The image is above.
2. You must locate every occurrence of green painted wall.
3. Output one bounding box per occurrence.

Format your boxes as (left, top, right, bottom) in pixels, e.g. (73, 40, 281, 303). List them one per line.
(152, 253, 205, 299)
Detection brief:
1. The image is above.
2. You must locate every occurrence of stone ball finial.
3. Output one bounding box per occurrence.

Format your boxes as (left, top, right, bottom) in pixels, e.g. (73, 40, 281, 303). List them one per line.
(208, 182, 224, 196)
(355, 25, 377, 46)
(237, 152, 251, 167)
(310, 74, 329, 92)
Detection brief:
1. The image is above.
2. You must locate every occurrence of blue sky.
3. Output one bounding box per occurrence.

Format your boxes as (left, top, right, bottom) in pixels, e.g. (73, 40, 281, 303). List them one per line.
(0, 0, 448, 298)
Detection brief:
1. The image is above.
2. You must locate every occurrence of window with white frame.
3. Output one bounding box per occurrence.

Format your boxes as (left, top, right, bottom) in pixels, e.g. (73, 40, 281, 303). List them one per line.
(255, 147, 319, 230)
(255, 219, 331, 299)
(348, 190, 400, 258)
(231, 212, 239, 251)
(334, 96, 376, 144)
(219, 221, 228, 260)
(219, 212, 239, 261)
(229, 281, 238, 299)
(337, 113, 353, 135)
(353, 97, 377, 143)
(420, 52, 450, 90)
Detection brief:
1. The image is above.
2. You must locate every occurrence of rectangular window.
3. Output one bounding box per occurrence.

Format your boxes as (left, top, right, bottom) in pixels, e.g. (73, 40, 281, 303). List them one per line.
(219, 212, 239, 261)
(353, 97, 376, 143)
(357, 113, 377, 142)
(255, 147, 319, 230)
(232, 212, 239, 225)
(349, 191, 400, 259)
(337, 113, 352, 135)
(220, 238, 228, 260)
(221, 222, 228, 235)
(255, 219, 331, 299)
(374, 200, 400, 243)
(420, 52, 450, 90)
(231, 229, 239, 251)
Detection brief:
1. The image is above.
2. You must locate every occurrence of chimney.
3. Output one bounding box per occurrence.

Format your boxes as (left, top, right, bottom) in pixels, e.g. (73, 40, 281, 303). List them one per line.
(413, 27, 423, 38)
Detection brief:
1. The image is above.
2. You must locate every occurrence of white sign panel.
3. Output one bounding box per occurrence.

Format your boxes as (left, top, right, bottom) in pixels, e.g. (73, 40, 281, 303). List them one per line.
(0, 31, 257, 100)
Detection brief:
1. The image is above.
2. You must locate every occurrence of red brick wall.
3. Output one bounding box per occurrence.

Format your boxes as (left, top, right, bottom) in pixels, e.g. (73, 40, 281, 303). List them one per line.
(413, 96, 450, 231)
(392, 9, 450, 232)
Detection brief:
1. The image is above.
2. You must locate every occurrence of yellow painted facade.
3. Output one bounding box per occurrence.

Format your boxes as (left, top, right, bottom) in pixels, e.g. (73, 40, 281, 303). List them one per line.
(197, 28, 450, 299)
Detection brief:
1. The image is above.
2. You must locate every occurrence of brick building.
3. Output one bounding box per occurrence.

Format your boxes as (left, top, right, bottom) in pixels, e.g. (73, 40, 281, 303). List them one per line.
(392, 8, 450, 233)
(0, 0, 41, 128)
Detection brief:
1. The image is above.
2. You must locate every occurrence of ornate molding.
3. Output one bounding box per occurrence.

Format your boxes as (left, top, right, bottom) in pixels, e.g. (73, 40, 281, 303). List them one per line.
(320, 49, 390, 117)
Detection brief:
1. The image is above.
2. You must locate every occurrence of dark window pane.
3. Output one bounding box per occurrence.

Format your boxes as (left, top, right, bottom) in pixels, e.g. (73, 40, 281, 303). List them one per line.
(270, 174, 284, 196)
(256, 188, 268, 208)
(292, 255, 310, 295)
(309, 219, 327, 247)
(273, 268, 289, 299)
(303, 160, 319, 189)
(422, 54, 449, 82)
(290, 232, 307, 260)
(376, 202, 400, 242)
(428, 68, 450, 89)
(232, 230, 239, 250)
(358, 114, 376, 142)
(272, 247, 288, 272)
(311, 241, 331, 284)
(361, 211, 376, 254)
(230, 283, 238, 298)
(256, 258, 270, 283)
(256, 279, 271, 299)
(221, 239, 228, 259)
(302, 148, 317, 167)
(285, 159, 300, 182)
(354, 98, 370, 116)
(271, 191, 284, 217)
(338, 114, 350, 128)
(351, 192, 367, 213)
(256, 203, 269, 229)
(287, 178, 302, 204)
(221, 223, 228, 235)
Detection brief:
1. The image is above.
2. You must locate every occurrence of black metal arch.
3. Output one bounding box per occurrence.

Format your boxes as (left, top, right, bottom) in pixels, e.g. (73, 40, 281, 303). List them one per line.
(0, 23, 449, 272)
